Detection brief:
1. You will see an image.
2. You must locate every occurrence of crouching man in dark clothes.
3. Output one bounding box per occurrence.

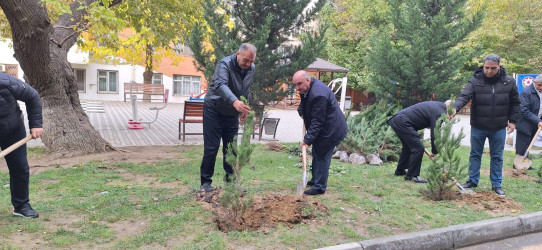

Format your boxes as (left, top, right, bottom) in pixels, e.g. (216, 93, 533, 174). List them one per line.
(293, 70, 348, 195)
(387, 101, 450, 183)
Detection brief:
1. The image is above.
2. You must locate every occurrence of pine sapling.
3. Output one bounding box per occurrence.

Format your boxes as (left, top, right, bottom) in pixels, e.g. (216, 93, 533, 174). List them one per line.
(221, 96, 255, 229)
(422, 101, 468, 201)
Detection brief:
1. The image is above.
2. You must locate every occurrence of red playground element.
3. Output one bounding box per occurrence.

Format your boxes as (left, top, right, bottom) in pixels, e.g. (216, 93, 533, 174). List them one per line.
(128, 119, 144, 129)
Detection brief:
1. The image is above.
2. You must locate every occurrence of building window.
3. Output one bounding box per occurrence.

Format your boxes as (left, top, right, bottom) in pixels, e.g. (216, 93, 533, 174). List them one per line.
(73, 69, 86, 92)
(97, 70, 118, 93)
(173, 75, 201, 96)
(152, 73, 163, 84)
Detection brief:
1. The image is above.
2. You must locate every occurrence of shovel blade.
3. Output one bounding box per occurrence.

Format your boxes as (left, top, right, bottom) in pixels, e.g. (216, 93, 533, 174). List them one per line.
(513, 155, 532, 171)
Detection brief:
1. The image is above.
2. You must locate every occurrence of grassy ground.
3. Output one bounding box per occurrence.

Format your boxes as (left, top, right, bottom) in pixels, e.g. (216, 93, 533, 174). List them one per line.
(0, 144, 541, 249)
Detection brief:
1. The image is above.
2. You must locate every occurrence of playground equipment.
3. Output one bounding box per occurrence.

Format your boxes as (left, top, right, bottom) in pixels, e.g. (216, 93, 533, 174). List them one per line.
(327, 77, 348, 111)
(128, 88, 169, 129)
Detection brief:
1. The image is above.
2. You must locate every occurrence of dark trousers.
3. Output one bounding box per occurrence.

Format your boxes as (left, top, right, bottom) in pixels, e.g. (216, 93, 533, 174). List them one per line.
(0, 125, 30, 209)
(310, 146, 335, 192)
(516, 128, 539, 156)
(388, 114, 424, 177)
(200, 102, 239, 185)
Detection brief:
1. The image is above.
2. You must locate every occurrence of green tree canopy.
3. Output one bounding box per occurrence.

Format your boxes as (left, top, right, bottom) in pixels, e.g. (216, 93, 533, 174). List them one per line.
(464, 0, 542, 73)
(188, 0, 327, 118)
(366, 0, 484, 107)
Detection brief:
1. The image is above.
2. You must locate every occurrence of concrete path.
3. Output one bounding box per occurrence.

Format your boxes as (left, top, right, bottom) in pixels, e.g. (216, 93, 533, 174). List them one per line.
(25, 100, 306, 148)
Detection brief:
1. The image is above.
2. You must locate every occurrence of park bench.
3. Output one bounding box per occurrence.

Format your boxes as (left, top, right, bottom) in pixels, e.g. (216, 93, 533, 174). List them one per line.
(178, 101, 205, 142)
(178, 101, 270, 142)
(124, 82, 165, 102)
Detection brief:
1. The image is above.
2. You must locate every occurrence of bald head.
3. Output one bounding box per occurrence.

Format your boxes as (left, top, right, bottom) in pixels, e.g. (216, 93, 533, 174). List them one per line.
(292, 70, 312, 94)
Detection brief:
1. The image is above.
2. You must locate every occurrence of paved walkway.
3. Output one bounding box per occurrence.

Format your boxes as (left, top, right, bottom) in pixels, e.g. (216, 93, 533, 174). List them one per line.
(27, 100, 306, 148)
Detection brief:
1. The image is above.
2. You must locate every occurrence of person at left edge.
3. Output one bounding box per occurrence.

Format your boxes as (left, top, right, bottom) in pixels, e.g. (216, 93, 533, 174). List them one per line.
(0, 72, 43, 218)
(199, 43, 257, 192)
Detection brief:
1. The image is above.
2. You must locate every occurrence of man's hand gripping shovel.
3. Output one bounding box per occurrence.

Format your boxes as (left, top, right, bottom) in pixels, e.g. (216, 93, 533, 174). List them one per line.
(0, 135, 33, 158)
(296, 145, 308, 198)
(424, 149, 474, 195)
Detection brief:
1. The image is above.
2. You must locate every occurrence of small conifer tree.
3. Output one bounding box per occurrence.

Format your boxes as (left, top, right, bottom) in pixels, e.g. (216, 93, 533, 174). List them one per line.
(220, 96, 255, 228)
(423, 102, 468, 201)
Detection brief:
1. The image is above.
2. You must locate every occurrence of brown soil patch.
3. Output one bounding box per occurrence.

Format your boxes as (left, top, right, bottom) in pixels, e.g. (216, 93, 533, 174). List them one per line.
(195, 189, 328, 232)
(481, 168, 539, 182)
(455, 191, 523, 216)
(0, 145, 188, 174)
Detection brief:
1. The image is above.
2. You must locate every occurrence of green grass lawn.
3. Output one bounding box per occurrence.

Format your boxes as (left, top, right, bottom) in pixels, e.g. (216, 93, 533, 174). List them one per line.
(0, 144, 541, 249)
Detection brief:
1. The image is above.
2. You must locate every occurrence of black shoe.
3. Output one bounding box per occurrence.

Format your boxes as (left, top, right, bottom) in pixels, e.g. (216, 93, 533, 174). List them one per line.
(13, 203, 39, 218)
(303, 188, 325, 195)
(395, 170, 407, 176)
(404, 176, 428, 183)
(307, 180, 315, 186)
(200, 183, 214, 192)
(461, 181, 477, 189)
(493, 186, 505, 196)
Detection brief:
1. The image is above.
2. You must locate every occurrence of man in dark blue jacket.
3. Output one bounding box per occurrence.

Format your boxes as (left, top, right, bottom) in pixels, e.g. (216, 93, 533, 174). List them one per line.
(199, 43, 256, 192)
(387, 101, 449, 183)
(0, 72, 43, 218)
(293, 70, 348, 195)
(453, 54, 520, 196)
(514, 75, 542, 170)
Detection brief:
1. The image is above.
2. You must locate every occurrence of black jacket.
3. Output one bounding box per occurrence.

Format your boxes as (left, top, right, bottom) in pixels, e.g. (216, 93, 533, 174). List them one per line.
(454, 66, 519, 131)
(516, 83, 541, 136)
(391, 101, 447, 154)
(0, 73, 42, 135)
(204, 53, 255, 116)
(298, 78, 348, 154)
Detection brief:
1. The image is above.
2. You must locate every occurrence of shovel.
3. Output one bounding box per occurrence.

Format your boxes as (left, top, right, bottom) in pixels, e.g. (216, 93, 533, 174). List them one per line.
(513, 127, 542, 171)
(296, 145, 308, 197)
(424, 149, 474, 195)
(0, 135, 33, 158)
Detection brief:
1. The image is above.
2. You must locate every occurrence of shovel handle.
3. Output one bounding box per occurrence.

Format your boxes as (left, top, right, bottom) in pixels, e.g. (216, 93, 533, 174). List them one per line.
(0, 135, 33, 158)
(523, 126, 542, 159)
(302, 145, 307, 173)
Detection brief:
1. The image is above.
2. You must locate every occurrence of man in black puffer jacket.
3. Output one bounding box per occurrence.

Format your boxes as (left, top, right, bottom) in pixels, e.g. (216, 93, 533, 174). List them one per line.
(0, 72, 43, 217)
(453, 54, 520, 196)
(293, 70, 348, 195)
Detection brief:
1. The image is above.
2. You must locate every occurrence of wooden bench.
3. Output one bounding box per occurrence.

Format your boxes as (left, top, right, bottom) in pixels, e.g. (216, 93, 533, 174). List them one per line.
(179, 101, 205, 142)
(124, 82, 165, 102)
(178, 101, 262, 142)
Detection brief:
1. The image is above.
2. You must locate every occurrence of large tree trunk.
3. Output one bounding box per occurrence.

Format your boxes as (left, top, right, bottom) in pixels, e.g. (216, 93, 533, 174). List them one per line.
(1, 0, 114, 156)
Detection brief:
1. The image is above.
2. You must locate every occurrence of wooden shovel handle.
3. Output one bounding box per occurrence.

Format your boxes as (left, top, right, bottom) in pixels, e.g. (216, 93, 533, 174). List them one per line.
(302, 145, 307, 172)
(0, 135, 32, 158)
(524, 126, 542, 158)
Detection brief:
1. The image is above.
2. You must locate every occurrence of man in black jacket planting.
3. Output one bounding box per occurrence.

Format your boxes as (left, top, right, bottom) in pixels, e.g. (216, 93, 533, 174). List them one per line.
(293, 70, 348, 195)
(387, 101, 450, 183)
(199, 43, 256, 192)
(453, 54, 520, 196)
(0, 72, 43, 218)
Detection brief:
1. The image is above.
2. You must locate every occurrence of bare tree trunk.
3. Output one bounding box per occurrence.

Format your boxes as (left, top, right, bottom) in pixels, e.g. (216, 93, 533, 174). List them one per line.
(143, 43, 154, 102)
(1, 0, 114, 156)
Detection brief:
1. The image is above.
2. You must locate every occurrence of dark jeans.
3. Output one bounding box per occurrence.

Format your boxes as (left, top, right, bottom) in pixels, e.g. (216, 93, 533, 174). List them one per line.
(515, 128, 539, 156)
(468, 127, 505, 187)
(0, 125, 30, 209)
(310, 145, 335, 192)
(388, 114, 424, 177)
(200, 102, 239, 185)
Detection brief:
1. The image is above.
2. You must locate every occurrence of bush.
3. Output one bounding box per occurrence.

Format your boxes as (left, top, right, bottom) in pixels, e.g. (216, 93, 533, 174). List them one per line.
(339, 100, 401, 161)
